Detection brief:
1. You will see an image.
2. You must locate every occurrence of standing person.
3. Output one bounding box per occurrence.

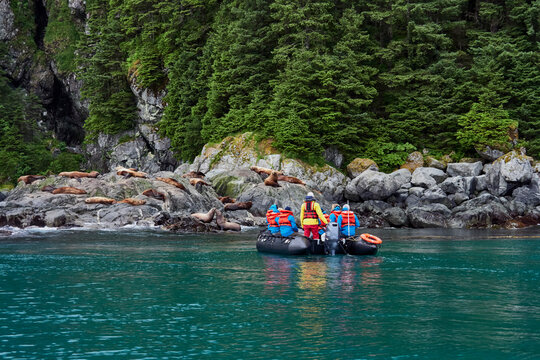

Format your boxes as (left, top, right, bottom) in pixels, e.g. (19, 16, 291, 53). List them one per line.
(276, 206, 298, 237)
(266, 204, 281, 234)
(337, 204, 360, 237)
(300, 192, 328, 240)
(329, 204, 341, 222)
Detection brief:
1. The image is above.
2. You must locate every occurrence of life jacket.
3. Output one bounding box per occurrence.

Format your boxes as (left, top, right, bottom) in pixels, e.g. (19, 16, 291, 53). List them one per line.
(340, 210, 356, 227)
(304, 201, 317, 219)
(319, 213, 330, 230)
(278, 210, 293, 227)
(266, 210, 279, 228)
(330, 210, 341, 220)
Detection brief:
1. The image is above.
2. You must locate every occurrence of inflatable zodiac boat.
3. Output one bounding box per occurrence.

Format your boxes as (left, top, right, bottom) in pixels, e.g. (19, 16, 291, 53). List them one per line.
(256, 222, 381, 256)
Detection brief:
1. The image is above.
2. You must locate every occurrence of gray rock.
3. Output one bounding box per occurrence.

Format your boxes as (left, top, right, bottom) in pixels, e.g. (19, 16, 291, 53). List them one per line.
(409, 187, 425, 198)
(449, 195, 511, 228)
(45, 209, 71, 227)
(476, 175, 488, 192)
(353, 200, 391, 215)
(449, 193, 469, 206)
(323, 147, 344, 168)
(499, 151, 534, 183)
(405, 194, 421, 207)
(421, 186, 453, 208)
(412, 167, 448, 188)
(0, 0, 16, 41)
(424, 156, 446, 170)
(446, 161, 483, 177)
(0, 191, 7, 202)
(407, 204, 451, 228)
(382, 207, 408, 227)
(440, 176, 474, 195)
(345, 169, 411, 201)
(512, 186, 540, 207)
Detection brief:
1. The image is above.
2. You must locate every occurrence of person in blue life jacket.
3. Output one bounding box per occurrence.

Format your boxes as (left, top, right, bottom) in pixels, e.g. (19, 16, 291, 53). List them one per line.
(276, 206, 298, 237)
(337, 204, 360, 237)
(265, 204, 281, 234)
(329, 204, 341, 222)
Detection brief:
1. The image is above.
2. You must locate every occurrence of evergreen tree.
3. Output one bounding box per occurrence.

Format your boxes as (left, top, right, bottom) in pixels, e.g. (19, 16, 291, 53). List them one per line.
(78, 0, 136, 140)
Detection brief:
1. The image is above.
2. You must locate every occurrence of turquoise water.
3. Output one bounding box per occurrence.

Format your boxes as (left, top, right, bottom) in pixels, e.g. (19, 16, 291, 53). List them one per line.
(0, 228, 539, 359)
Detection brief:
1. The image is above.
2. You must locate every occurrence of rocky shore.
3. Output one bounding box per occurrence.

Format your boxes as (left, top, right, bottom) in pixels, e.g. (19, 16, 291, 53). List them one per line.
(1, 133, 539, 233)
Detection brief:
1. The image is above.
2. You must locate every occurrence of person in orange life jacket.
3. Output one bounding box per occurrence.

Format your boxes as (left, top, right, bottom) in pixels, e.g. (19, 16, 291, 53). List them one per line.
(318, 210, 330, 238)
(329, 204, 341, 222)
(265, 204, 281, 234)
(300, 192, 328, 240)
(337, 204, 360, 237)
(276, 206, 298, 237)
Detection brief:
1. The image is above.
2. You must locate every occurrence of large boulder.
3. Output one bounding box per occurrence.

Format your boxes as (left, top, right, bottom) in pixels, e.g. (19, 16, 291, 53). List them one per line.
(485, 151, 534, 196)
(424, 156, 446, 170)
(449, 194, 511, 228)
(476, 145, 505, 162)
(411, 167, 447, 188)
(346, 158, 379, 179)
(439, 176, 476, 196)
(382, 207, 408, 227)
(512, 186, 540, 207)
(498, 150, 534, 183)
(345, 169, 412, 201)
(446, 161, 483, 177)
(406, 204, 451, 228)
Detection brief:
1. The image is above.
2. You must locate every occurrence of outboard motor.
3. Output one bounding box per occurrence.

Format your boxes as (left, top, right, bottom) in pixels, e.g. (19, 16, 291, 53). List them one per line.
(325, 222, 340, 256)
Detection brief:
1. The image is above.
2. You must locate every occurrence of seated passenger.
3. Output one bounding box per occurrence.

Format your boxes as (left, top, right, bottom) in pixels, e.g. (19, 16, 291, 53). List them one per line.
(276, 206, 298, 237)
(329, 204, 341, 222)
(266, 204, 281, 234)
(318, 210, 330, 240)
(337, 204, 360, 237)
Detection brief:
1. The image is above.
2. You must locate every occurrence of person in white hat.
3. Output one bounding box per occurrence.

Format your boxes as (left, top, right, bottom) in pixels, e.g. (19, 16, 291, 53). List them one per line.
(337, 204, 360, 237)
(300, 192, 328, 240)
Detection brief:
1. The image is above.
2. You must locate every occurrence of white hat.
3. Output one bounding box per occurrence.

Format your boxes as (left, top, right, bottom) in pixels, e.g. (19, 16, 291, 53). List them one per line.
(307, 192, 314, 197)
(343, 204, 350, 210)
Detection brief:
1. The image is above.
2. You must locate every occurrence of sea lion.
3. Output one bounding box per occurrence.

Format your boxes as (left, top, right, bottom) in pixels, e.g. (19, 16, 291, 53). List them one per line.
(52, 186, 87, 195)
(142, 189, 166, 201)
(18, 175, 45, 184)
(156, 177, 187, 191)
(189, 178, 211, 187)
(224, 201, 252, 211)
(85, 197, 116, 205)
(191, 208, 216, 223)
(182, 171, 206, 179)
(116, 167, 147, 178)
(218, 196, 236, 204)
(58, 171, 100, 179)
(263, 171, 280, 187)
(277, 174, 305, 186)
(118, 198, 146, 206)
(41, 185, 56, 193)
(215, 210, 241, 231)
(250, 166, 283, 176)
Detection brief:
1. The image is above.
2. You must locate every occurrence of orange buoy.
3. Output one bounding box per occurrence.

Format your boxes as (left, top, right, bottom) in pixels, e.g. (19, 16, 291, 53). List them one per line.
(360, 233, 383, 245)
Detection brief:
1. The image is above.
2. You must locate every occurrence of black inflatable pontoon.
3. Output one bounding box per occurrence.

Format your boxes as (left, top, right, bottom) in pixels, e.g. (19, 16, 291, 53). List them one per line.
(256, 222, 380, 256)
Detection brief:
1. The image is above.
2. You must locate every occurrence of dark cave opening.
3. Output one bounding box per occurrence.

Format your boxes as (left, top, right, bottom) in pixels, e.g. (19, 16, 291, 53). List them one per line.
(47, 76, 85, 146)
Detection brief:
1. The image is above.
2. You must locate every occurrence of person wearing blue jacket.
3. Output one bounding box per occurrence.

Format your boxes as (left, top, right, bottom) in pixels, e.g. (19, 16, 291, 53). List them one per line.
(329, 204, 341, 222)
(337, 204, 360, 237)
(266, 204, 281, 234)
(276, 206, 298, 237)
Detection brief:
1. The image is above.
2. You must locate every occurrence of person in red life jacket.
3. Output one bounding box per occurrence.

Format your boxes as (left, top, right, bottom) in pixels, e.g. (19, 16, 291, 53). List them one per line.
(318, 210, 330, 239)
(265, 204, 281, 234)
(300, 192, 328, 240)
(276, 206, 298, 237)
(337, 204, 360, 237)
(329, 204, 341, 222)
